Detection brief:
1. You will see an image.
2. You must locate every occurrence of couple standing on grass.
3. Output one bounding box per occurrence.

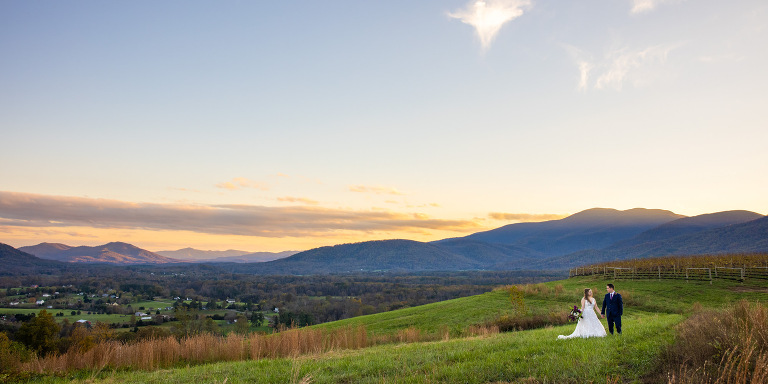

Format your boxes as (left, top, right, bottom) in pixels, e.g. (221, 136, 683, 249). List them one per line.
(557, 284, 623, 340)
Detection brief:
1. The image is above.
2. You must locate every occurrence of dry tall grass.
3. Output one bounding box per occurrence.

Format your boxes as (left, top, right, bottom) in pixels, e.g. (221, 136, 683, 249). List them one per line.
(20, 325, 379, 374)
(19, 321, 484, 375)
(664, 300, 768, 384)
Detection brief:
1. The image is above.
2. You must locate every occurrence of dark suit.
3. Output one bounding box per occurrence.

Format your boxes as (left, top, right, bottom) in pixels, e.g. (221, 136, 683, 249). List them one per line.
(601, 292, 623, 334)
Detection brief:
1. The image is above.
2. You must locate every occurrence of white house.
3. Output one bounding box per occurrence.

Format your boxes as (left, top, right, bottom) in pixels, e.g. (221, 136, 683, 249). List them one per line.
(36, 300, 45, 305)
(226, 299, 236, 304)
(9, 302, 19, 306)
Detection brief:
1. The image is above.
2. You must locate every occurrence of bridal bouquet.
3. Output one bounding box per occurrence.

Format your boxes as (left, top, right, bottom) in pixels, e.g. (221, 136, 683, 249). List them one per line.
(567, 306, 583, 322)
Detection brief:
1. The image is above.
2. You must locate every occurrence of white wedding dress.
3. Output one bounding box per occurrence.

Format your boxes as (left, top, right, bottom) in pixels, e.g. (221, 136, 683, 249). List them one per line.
(557, 298, 607, 339)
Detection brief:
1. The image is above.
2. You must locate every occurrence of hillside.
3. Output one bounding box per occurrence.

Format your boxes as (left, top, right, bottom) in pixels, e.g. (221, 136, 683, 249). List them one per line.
(156, 248, 298, 262)
(214, 208, 766, 274)
(458, 208, 684, 256)
(20, 242, 182, 264)
(0, 243, 67, 275)
(245, 239, 483, 274)
(607, 210, 763, 249)
(155, 247, 252, 260)
(540, 215, 768, 268)
(35, 273, 768, 383)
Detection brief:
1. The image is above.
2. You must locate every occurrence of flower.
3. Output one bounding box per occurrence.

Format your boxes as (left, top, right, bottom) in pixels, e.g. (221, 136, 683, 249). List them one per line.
(567, 306, 583, 322)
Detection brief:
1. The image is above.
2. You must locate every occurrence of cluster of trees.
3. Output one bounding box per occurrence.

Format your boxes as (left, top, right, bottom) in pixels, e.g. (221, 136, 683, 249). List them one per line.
(1, 270, 561, 325)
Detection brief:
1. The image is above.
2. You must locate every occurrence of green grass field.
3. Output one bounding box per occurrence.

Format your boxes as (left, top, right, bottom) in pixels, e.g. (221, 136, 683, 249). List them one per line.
(12, 275, 768, 383)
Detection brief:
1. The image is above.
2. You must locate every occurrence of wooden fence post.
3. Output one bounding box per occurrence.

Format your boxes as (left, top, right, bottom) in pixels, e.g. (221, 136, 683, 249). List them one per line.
(708, 268, 712, 285)
(658, 266, 661, 281)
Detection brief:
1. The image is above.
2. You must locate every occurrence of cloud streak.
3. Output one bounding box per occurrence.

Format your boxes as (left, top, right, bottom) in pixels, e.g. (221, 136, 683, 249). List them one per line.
(448, 0, 531, 50)
(349, 185, 405, 195)
(216, 177, 269, 191)
(630, 0, 680, 14)
(0, 191, 479, 238)
(277, 196, 319, 205)
(488, 212, 566, 222)
(566, 44, 677, 90)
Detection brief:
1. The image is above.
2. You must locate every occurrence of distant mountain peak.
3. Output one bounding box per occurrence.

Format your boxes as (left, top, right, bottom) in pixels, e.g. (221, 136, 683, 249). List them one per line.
(562, 208, 684, 223)
(20, 242, 181, 265)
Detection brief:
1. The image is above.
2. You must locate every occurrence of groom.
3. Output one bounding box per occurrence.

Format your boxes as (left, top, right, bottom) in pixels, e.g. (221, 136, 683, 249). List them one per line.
(600, 283, 623, 334)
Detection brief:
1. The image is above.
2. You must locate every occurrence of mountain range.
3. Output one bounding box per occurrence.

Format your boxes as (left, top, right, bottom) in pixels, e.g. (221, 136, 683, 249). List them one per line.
(155, 248, 299, 263)
(18, 242, 181, 264)
(243, 208, 766, 274)
(5, 207, 767, 273)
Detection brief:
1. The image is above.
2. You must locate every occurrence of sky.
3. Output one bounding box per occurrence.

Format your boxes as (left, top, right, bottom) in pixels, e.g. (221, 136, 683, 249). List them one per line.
(1, 0, 767, 253)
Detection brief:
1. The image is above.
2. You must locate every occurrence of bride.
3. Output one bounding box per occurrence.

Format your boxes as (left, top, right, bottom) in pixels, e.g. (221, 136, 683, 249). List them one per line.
(557, 288, 607, 339)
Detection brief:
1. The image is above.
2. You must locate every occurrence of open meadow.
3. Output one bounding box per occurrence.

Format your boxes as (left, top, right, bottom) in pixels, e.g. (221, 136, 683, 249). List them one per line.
(7, 268, 768, 384)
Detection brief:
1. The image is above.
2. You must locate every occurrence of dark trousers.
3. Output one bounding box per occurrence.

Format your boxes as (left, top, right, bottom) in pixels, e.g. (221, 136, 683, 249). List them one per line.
(607, 314, 622, 334)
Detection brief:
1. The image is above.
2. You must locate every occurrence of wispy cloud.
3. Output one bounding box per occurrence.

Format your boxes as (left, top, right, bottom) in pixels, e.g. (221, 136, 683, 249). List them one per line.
(448, 0, 531, 50)
(565, 44, 678, 90)
(349, 185, 405, 195)
(216, 177, 269, 191)
(0, 191, 480, 238)
(277, 196, 319, 205)
(630, 0, 681, 14)
(488, 212, 566, 222)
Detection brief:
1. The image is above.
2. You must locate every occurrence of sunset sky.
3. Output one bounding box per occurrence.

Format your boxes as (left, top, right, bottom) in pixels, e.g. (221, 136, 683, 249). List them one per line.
(1, 0, 766, 252)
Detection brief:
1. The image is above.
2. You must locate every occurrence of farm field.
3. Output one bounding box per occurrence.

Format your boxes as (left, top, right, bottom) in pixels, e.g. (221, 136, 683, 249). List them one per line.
(15, 273, 768, 383)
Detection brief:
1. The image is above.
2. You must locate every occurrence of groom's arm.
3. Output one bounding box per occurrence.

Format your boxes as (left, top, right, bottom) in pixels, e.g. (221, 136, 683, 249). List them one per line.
(618, 294, 623, 316)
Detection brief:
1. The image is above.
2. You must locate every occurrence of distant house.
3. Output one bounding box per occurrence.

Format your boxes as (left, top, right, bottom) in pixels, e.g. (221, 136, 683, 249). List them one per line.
(226, 299, 236, 304)
(140, 316, 152, 321)
(36, 300, 45, 305)
(174, 297, 181, 300)
(30, 285, 38, 288)
(76, 319, 92, 328)
(9, 302, 19, 306)
(273, 307, 279, 313)
(135, 312, 147, 317)
(110, 302, 120, 306)
(42, 293, 51, 297)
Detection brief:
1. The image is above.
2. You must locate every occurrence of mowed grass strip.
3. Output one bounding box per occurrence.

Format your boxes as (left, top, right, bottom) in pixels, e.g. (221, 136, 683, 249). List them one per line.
(32, 311, 680, 384)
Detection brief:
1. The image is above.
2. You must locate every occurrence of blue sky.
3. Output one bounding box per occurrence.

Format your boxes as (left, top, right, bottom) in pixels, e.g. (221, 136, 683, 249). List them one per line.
(1, 0, 766, 251)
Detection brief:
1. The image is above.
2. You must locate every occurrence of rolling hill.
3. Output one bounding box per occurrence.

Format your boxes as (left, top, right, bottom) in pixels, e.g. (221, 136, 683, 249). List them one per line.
(244, 239, 484, 274)
(0, 242, 68, 275)
(538, 214, 768, 268)
(227, 208, 766, 274)
(455, 207, 685, 256)
(156, 247, 298, 262)
(19, 242, 182, 264)
(155, 247, 252, 260)
(34, 274, 768, 383)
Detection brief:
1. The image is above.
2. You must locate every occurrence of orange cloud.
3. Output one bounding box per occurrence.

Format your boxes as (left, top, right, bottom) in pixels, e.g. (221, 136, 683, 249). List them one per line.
(277, 196, 320, 205)
(0, 191, 481, 239)
(349, 185, 405, 195)
(216, 177, 269, 191)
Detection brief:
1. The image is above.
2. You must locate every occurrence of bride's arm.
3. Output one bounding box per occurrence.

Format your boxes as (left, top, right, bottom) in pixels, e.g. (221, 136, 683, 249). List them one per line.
(581, 297, 586, 311)
(592, 298, 600, 315)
